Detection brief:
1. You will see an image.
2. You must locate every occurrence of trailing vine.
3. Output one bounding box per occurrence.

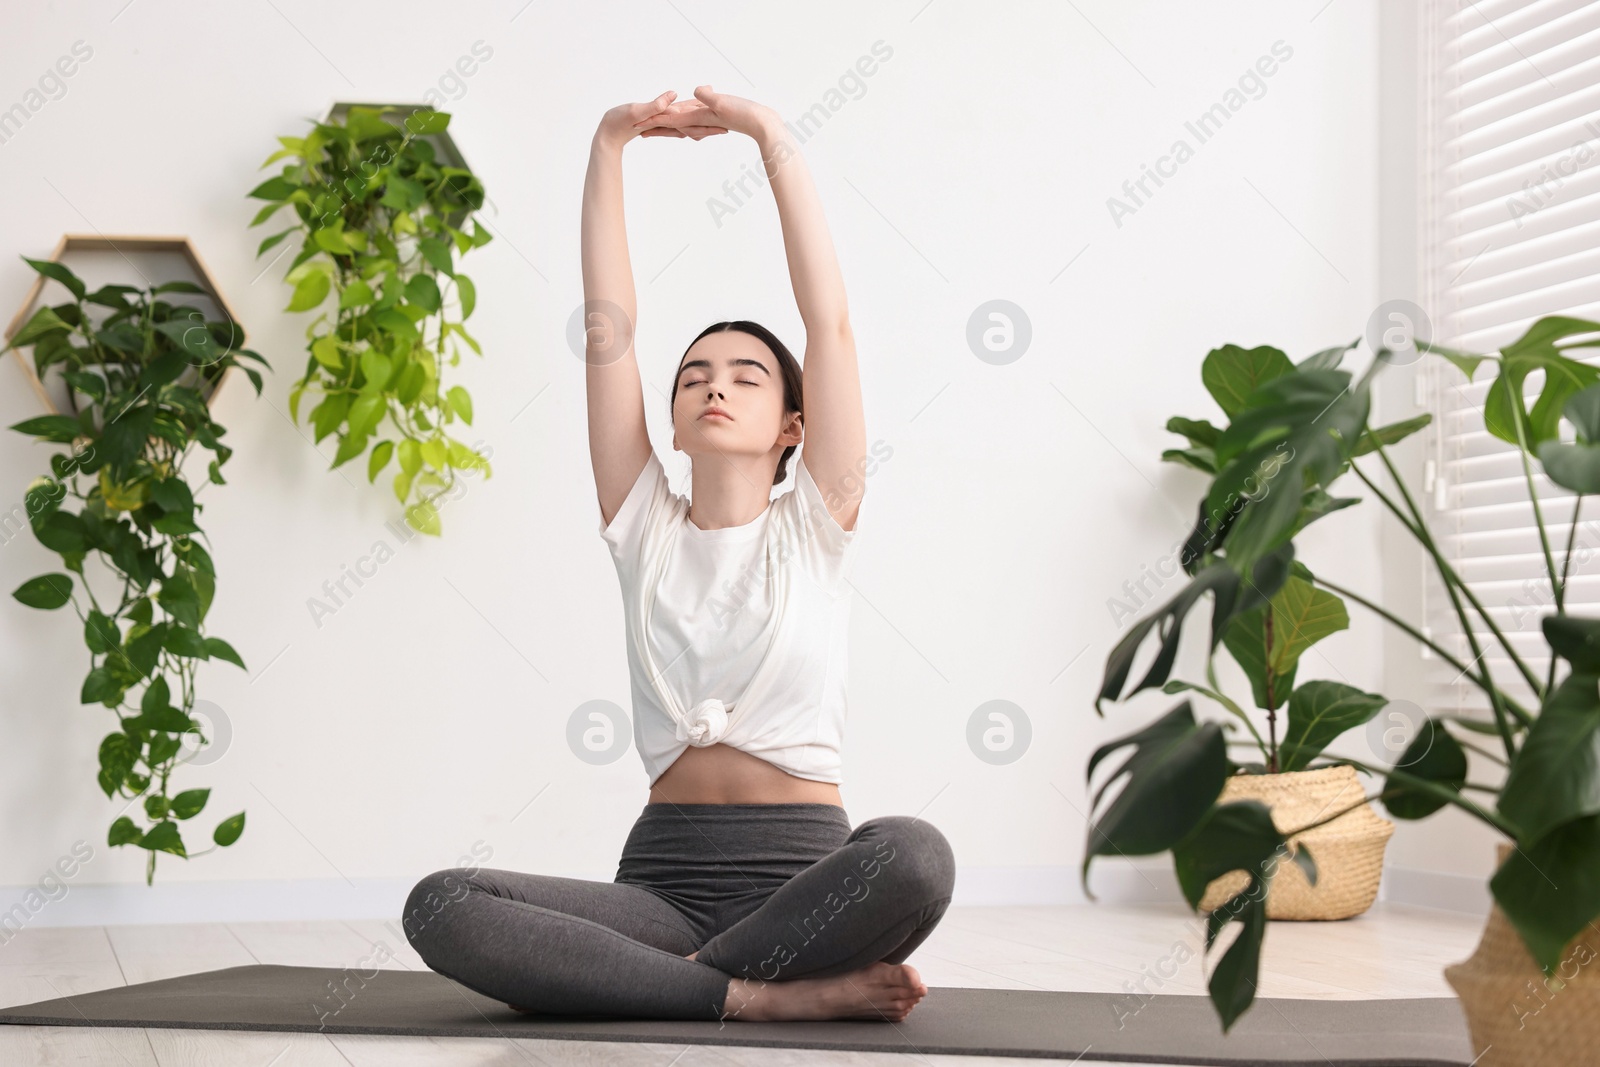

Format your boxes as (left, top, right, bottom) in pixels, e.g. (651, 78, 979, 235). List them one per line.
(4, 256, 257, 885)
(248, 104, 493, 536)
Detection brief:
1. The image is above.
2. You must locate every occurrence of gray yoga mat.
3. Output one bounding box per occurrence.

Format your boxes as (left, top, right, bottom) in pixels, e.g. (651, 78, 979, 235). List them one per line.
(0, 964, 1474, 1065)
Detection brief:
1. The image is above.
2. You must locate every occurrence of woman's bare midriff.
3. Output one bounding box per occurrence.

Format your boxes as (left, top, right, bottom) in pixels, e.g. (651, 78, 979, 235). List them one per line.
(647, 743, 843, 806)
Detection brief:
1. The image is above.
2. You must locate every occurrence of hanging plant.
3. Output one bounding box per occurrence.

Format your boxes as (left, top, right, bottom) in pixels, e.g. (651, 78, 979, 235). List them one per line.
(247, 104, 493, 536)
(3, 255, 260, 885)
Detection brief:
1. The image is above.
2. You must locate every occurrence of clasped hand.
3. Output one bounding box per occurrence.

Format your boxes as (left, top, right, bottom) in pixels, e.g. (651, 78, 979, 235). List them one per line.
(620, 85, 775, 142)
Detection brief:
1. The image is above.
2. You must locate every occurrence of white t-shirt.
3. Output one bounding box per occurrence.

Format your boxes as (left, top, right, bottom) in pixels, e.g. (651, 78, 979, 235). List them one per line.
(598, 450, 863, 786)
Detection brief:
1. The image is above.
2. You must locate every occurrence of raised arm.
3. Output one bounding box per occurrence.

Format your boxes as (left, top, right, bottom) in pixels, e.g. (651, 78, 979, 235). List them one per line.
(669, 87, 868, 530)
(584, 92, 725, 527)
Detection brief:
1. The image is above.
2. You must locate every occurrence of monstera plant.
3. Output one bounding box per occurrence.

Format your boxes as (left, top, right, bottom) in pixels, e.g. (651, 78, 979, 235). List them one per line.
(1085, 316, 1600, 1035)
(248, 104, 492, 535)
(4, 256, 255, 885)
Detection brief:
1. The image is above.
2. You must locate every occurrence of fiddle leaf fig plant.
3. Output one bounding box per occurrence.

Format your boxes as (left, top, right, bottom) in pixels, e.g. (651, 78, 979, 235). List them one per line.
(1085, 316, 1600, 1033)
(248, 104, 493, 536)
(4, 256, 256, 885)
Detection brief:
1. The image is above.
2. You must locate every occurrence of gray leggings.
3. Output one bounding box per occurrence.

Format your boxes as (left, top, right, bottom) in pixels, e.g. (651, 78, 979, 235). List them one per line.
(401, 802, 956, 1022)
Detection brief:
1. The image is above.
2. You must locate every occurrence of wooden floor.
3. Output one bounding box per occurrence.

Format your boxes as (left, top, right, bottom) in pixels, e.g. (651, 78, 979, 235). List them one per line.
(0, 900, 1484, 1066)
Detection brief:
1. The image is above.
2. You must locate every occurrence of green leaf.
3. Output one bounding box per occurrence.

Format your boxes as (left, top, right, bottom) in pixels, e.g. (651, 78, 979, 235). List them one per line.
(312, 335, 343, 370)
(1223, 575, 1349, 710)
(1161, 448, 1215, 474)
(420, 438, 448, 470)
(256, 228, 295, 257)
(406, 501, 442, 536)
(339, 279, 375, 310)
(139, 821, 187, 857)
(1497, 671, 1600, 846)
(80, 667, 118, 704)
(1201, 345, 1295, 418)
(1353, 413, 1432, 457)
(171, 788, 210, 819)
(447, 385, 473, 424)
(418, 237, 454, 276)
(10, 414, 83, 443)
(214, 811, 246, 846)
(368, 440, 395, 482)
(397, 437, 422, 475)
(287, 271, 331, 313)
(313, 226, 352, 255)
(349, 393, 387, 438)
(108, 816, 143, 846)
(1203, 369, 1372, 569)
(13, 573, 73, 609)
(247, 175, 297, 200)
(84, 610, 118, 654)
(1382, 718, 1467, 819)
(203, 637, 246, 669)
(23, 257, 86, 300)
(1279, 681, 1388, 772)
(1545, 616, 1600, 673)
(6, 305, 73, 349)
(360, 349, 392, 392)
(1167, 416, 1222, 449)
(1171, 799, 1313, 1032)
(1098, 547, 1295, 709)
(1484, 317, 1600, 449)
(405, 273, 442, 312)
(36, 510, 87, 554)
(1083, 702, 1228, 881)
(163, 625, 209, 659)
(1539, 440, 1600, 494)
(1563, 383, 1600, 442)
(456, 274, 476, 319)
(1491, 814, 1600, 974)
(141, 675, 171, 714)
(332, 431, 368, 469)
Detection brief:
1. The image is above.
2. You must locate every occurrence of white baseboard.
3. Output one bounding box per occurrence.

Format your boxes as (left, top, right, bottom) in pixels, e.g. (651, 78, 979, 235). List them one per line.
(0, 861, 1490, 932)
(1378, 864, 1492, 917)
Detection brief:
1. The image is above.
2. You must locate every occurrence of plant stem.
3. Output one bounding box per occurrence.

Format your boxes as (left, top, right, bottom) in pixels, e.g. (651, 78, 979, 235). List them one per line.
(1357, 453, 1524, 760)
(1371, 445, 1543, 699)
(1198, 661, 1271, 759)
(1451, 733, 1511, 767)
(1335, 756, 1522, 837)
(1550, 494, 1584, 694)
(1504, 379, 1562, 617)
(1263, 610, 1279, 773)
(1309, 573, 1534, 727)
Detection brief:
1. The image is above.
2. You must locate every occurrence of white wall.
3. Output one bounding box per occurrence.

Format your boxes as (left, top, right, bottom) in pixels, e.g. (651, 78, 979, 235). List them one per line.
(0, 0, 1404, 924)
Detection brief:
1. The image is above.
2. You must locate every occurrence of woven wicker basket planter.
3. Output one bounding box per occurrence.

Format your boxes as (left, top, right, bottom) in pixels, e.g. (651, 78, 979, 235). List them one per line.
(1444, 843, 1600, 1066)
(1197, 764, 1394, 920)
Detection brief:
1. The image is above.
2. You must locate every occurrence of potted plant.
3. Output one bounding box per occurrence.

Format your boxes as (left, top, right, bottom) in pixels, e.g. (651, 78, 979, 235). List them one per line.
(247, 104, 493, 536)
(1124, 343, 1424, 921)
(1084, 316, 1600, 1062)
(4, 255, 256, 885)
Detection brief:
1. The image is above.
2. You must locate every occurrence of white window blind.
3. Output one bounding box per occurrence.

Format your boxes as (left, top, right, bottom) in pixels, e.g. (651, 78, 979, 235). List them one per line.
(1420, 0, 1600, 716)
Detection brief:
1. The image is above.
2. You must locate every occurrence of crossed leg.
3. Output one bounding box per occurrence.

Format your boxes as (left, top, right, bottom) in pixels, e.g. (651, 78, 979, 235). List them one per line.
(690, 815, 956, 1022)
(402, 815, 955, 1024)
(402, 866, 733, 1020)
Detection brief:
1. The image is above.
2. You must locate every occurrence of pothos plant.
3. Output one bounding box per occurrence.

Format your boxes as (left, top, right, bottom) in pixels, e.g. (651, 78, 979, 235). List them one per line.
(248, 104, 493, 536)
(1085, 316, 1600, 1032)
(4, 256, 255, 885)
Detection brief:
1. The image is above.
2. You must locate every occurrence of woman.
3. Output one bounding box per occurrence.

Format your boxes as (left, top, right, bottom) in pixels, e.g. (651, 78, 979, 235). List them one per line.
(403, 87, 955, 1024)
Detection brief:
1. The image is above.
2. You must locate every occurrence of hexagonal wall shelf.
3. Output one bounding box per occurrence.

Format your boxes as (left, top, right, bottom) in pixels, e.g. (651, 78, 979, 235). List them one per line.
(3, 234, 248, 416)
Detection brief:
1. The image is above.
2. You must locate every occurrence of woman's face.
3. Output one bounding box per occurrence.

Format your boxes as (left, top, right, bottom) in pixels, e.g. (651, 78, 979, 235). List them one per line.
(671, 332, 799, 462)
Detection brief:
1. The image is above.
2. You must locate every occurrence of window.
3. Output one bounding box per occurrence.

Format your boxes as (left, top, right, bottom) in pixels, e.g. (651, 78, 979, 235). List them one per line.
(1419, 0, 1600, 714)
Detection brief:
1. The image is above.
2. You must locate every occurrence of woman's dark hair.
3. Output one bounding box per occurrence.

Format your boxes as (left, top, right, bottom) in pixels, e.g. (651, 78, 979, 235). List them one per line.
(670, 320, 804, 487)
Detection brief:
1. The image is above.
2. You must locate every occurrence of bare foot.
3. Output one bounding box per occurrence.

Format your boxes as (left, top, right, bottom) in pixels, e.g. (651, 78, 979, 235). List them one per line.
(721, 961, 928, 1023)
